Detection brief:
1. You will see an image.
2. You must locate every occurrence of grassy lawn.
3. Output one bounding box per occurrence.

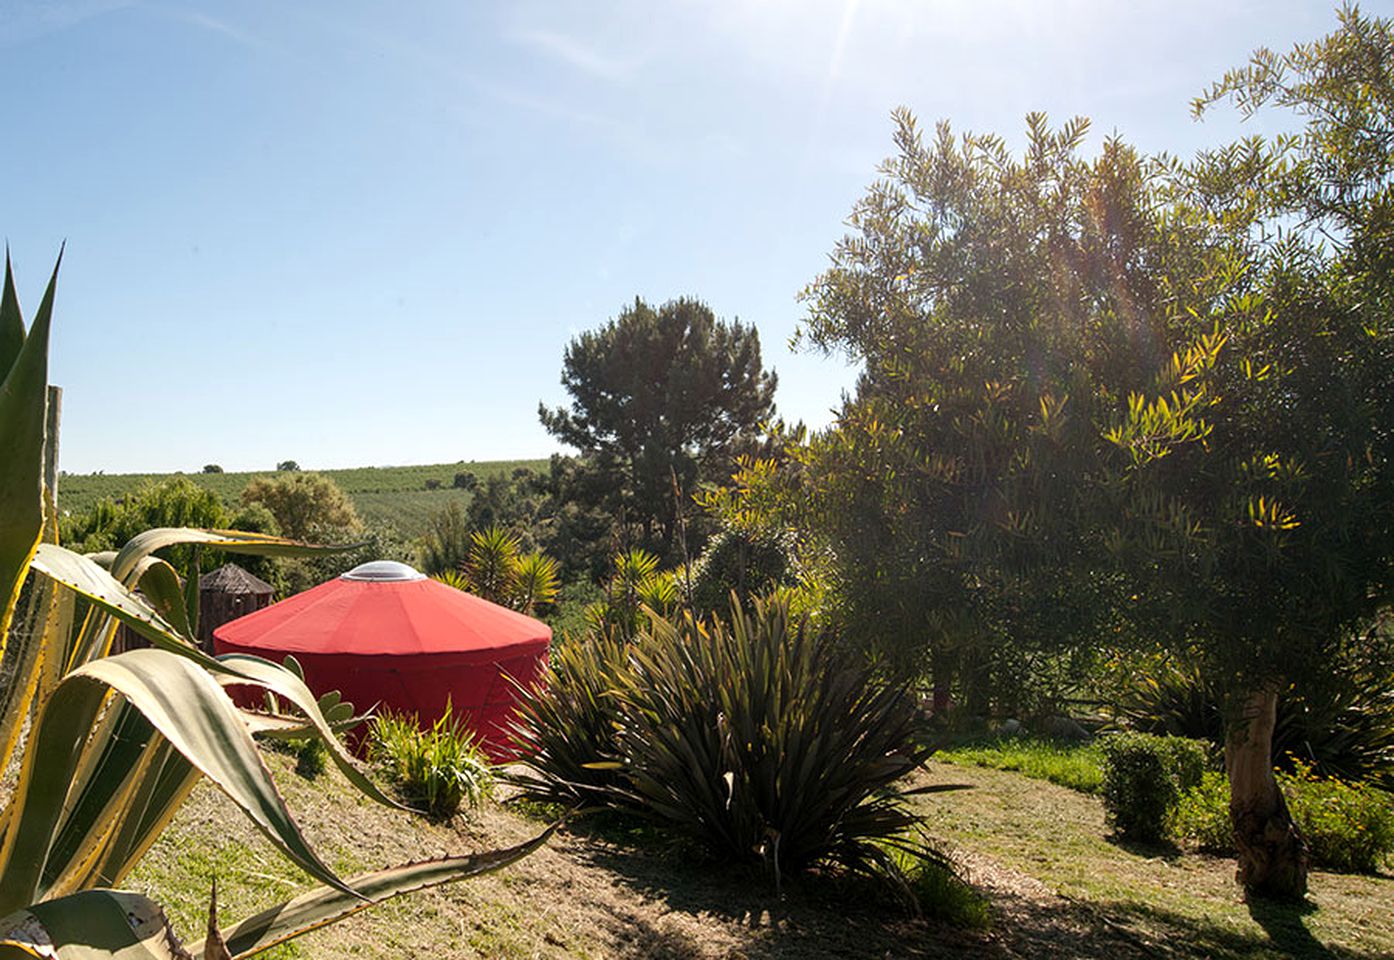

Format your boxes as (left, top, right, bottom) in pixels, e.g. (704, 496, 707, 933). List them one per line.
(913, 761, 1393, 960)
(934, 736, 1106, 793)
(129, 750, 1392, 958)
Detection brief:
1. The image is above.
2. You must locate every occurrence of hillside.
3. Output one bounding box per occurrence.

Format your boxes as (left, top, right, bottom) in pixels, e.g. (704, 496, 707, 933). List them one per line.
(130, 757, 1393, 959)
(57, 460, 551, 537)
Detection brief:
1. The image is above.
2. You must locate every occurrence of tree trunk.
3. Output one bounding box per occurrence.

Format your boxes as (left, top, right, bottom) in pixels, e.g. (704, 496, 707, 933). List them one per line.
(930, 648, 954, 717)
(1225, 686, 1309, 900)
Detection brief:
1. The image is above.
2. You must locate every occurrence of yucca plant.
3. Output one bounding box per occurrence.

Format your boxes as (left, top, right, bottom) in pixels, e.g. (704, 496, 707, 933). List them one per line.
(509, 629, 631, 808)
(611, 597, 934, 879)
(0, 256, 551, 958)
(434, 526, 561, 616)
(583, 549, 678, 639)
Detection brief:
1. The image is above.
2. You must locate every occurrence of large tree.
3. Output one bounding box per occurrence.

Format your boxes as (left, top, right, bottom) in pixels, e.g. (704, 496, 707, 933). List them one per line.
(797, 6, 1394, 900)
(539, 296, 776, 560)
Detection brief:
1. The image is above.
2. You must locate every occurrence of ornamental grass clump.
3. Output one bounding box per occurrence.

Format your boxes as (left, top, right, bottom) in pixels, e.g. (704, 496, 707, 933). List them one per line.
(612, 597, 932, 879)
(370, 705, 494, 819)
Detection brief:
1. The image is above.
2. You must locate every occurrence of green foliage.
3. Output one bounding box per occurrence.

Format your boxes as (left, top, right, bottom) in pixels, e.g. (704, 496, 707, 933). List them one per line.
(614, 598, 930, 876)
(293, 737, 327, 780)
(1108, 640, 1394, 789)
(240, 472, 361, 542)
(1170, 771, 1237, 853)
(276, 460, 300, 472)
(1099, 734, 1210, 843)
(687, 525, 795, 615)
(59, 460, 545, 542)
(1283, 762, 1394, 874)
(887, 844, 992, 928)
(936, 738, 1105, 795)
(369, 707, 494, 819)
(201, 464, 223, 474)
(539, 296, 777, 562)
(1172, 766, 1394, 874)
(60, 476, 225, 561)
(509, 630, 630, 808)
(583, 549, 678, 640)
(517, 597, 937, 883)
(430, 525, 561, 616)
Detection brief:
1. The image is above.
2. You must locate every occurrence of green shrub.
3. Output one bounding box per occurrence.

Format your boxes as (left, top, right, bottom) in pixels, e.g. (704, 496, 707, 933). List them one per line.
(510, 630, 630, 808)
(1171, 764, 1394, 874)
(1284, 762, 1394, 873)
(890, 846, 992, 928)
(369, 705, 494, 819)
(293, 737, 327, 780)
(1169, 770, 1235, 852)
(1110, 654, 1394, 789)
(611, 597, 930, 878)
(1100, 733, 1210, 843)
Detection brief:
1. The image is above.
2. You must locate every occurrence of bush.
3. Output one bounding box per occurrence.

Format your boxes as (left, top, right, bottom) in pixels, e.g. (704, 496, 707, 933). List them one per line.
(1170, 770, 1235, 852)
(370, 706, 494, 819)
(1171, 764, 1394, 873)
(1100, 733, 1209, 843)
(293, 737, 327, 779)
(611, 597, 930, 877)
(510, 630, 630, 808)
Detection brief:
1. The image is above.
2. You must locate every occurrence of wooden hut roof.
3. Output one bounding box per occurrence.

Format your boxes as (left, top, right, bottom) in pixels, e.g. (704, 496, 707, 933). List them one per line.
(200, 562, 274, 596)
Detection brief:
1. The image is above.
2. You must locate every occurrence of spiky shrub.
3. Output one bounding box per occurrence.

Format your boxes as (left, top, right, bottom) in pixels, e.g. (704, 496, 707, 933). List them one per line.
(510, 630, 630, 808)
(370, 706, 495, 819)
(611, 597, 930, 877)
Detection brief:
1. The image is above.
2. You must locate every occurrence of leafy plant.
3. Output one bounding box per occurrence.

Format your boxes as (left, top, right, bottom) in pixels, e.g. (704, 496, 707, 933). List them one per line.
(610, 597, 932, 879)
(370, 705, 495, 819)
(430, 525, 561, 616)
(0, 256, 548, 957)
(1172, 765, 1394, 874)
(510, 629, 631, 808)
(1099, 733, 1210, 843)
(583, 549, 677, 639)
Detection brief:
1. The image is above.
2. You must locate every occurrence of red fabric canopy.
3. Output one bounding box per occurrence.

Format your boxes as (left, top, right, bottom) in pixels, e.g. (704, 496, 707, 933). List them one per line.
(213, 566, 550, 759)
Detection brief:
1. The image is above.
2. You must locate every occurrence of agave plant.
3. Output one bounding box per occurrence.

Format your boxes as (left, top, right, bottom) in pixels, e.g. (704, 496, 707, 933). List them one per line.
(0, 256, 550, 958)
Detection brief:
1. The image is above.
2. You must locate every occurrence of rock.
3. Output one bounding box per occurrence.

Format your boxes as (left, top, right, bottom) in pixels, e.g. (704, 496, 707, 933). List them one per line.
(1041, 714, 1091, 741)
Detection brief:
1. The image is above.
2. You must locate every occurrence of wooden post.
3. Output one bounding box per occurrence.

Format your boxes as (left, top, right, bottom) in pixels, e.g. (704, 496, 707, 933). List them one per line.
(42, 386, 61, 543)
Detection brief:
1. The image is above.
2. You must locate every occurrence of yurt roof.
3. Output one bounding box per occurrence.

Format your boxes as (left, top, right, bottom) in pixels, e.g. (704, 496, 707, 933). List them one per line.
(212, 560, 550, 657)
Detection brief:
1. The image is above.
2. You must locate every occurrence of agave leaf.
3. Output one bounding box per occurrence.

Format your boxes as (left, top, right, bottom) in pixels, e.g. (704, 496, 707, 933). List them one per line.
(0, 251, 25, 375)
(111, 529, 353, 584)
(194, 824, 560, 959)
(0, 889, 193, 959)
(130, 555, 196, 641)
(0, 649, 358, 915)
(0, 256, 56, 669)
(213, 654, 401, 810)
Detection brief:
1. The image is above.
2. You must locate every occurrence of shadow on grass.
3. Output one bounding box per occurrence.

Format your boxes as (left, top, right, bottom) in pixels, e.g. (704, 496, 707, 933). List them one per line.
(566, 831, 1385, 960)
(1108, 835, 1185, 862)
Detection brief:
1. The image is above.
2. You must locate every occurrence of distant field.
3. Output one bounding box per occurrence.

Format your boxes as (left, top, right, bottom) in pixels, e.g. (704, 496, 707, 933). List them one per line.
(57, 459, 550, 537)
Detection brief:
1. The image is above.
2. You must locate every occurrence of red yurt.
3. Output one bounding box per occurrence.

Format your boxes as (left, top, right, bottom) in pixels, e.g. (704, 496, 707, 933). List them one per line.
(213, 560, 550, 759)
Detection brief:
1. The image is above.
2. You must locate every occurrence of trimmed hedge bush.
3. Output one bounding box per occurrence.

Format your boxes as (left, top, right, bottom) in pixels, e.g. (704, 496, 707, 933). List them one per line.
(1172, 764, 1394, 874)
(1100, 733, 1209, 843)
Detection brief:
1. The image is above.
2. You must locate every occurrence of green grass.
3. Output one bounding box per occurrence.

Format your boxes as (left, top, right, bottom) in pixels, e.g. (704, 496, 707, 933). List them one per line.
(57, 459, 548, 539)
(913, 761, 1393, 959)
(935, 736, 1106, 794)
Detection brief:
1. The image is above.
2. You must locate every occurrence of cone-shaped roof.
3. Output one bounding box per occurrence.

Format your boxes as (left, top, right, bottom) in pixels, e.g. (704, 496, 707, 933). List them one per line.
(212, 561, 550, 657)
(199, 562, 274, 596)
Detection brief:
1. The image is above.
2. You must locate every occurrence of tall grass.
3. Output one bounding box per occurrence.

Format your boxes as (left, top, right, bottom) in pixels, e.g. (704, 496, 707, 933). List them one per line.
(369, 706, 494, 819)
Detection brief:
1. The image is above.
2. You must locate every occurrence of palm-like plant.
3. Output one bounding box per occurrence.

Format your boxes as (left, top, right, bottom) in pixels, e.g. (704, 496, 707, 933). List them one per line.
(0, 257, 550, 958)
(434, 526, 560, 616)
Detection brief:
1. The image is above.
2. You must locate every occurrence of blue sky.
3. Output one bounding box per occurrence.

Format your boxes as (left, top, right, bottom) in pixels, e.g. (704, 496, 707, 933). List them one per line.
(0, 0, 1369, 473)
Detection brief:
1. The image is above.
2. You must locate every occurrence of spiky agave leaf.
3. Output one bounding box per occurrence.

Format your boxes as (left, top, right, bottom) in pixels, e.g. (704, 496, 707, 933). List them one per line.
(191, 824, 560, 959)
(0, 649, 362, 915)
(0, 889, 197, 960)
